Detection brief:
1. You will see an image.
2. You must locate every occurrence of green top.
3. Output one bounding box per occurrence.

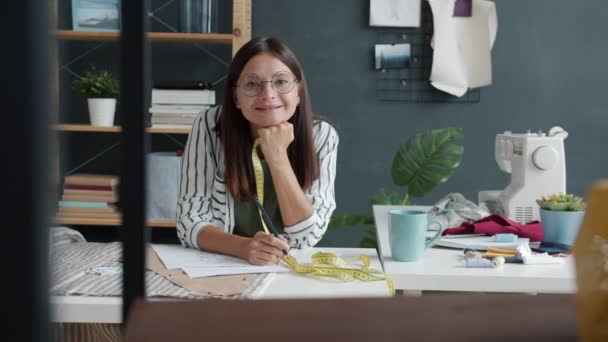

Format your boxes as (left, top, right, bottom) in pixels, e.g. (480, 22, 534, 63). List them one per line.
(233, 160, 284, 238)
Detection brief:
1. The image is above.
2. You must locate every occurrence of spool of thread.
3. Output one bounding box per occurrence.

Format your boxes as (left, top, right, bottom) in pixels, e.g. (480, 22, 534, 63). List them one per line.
(464, 257, 492, 268)
(491, 256, 506, 268)
(465, 251, 482, 258)
(493, 233, 517, 242)
(463, 247, 479, 255)
(482, 252, 514, 259)
(504, 254, 523, 264)
(487, 247, 518, 255)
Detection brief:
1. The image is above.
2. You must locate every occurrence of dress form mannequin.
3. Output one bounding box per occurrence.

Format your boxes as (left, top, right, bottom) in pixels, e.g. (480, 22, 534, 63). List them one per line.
(428, 0, 497, 97)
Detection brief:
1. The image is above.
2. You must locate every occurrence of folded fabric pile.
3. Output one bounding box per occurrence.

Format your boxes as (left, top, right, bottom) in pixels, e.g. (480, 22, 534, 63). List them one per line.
(427, 192, 491, 228)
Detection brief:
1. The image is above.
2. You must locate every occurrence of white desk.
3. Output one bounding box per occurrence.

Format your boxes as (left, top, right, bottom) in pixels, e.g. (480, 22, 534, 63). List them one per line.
(373, 205, 576, 294)
(51, 247, 390, 323)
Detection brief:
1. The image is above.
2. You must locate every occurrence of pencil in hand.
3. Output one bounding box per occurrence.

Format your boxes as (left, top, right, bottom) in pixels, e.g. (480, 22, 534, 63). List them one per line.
(252, 194, 289, 256)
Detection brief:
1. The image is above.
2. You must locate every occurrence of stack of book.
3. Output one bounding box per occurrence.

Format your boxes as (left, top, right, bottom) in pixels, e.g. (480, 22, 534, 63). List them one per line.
(150, 81, 216, 129)
(56, 174, 121, 221)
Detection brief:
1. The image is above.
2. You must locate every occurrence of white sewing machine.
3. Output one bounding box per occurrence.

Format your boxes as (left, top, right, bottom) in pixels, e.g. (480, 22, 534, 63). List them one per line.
(479, 126, 568, 223)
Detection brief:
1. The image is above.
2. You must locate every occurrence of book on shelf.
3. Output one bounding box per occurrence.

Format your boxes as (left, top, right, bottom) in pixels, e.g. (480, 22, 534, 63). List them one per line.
(209, 0, 219, 32)
(151, 89, 215, 105)
(61, 193, 119, 203)
(154, 80, 213, 90)
(63, 189, 117, 197)
(58, 207, 118, 215)
(177, 0, 218, 33)
(150, 113, 199, 119)
(150, 104, 211, 109)
(56, 211, 122, 220)
(58, 200, 113, 208)
(150, 124, 194, 130)
(64, 174, 120, 187)
(151, 116, 197, 125)
(63, 184, 115, 191)
(149, 107, 208, 115)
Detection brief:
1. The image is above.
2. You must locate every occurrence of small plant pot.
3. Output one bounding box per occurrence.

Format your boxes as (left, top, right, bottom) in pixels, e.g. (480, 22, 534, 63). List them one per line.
(88, 98, 117, 126)
(540, 208, 585, 245)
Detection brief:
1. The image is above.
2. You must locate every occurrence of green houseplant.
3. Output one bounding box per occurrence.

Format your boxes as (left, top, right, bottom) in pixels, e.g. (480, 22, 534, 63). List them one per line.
(329, 127, 464, 248)
(536, 193, 587, 211)
(72, 66, 120, 127)
(537, 193, 587, 245)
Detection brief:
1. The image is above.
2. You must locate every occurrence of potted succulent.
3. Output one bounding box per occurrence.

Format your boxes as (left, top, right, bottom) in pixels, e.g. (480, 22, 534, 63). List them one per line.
(537, 193, 587, 245)
(72, 66, 120, 127)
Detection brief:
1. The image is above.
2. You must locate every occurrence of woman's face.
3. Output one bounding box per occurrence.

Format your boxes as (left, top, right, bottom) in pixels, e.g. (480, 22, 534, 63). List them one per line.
(234, 53, 301, 133)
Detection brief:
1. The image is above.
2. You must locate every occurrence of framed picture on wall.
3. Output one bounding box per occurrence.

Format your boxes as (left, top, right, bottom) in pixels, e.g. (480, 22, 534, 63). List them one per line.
(370, 0, 421, 27)
(72, 0, 121, 32)
(375, 44, 411, 70)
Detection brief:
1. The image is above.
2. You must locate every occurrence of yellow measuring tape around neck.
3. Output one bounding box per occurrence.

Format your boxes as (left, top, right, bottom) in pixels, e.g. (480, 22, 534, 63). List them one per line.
(251, 138, 394, 296)
(252, 138, 270, 235)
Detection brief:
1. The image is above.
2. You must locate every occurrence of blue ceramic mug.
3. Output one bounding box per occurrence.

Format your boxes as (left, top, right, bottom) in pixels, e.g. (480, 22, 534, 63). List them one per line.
(388, 210, 444, 262)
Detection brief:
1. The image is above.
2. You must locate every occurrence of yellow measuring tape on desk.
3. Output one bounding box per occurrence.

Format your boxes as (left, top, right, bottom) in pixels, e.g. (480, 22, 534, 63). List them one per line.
(282, 252, 395, 296)
(252, 138, 394, 296)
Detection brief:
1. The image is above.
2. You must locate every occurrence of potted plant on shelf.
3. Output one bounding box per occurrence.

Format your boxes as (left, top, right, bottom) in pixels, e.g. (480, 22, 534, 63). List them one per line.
(537, 193, 587, 245)
(72, 66, 120, 127)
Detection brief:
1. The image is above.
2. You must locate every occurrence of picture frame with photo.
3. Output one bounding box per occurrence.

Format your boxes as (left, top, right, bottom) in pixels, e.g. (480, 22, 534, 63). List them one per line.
(375, 44, 411, 70)
(369, 0, 421, 28)
(72, 0, 121, 32)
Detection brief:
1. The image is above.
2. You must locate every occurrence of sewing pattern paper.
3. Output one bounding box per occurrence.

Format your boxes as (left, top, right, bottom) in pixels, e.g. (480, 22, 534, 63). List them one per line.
(428, 0, 497, 97)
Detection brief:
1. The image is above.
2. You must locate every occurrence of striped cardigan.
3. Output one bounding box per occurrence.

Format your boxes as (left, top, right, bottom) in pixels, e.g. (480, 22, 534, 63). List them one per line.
(177, 106, 339, 249)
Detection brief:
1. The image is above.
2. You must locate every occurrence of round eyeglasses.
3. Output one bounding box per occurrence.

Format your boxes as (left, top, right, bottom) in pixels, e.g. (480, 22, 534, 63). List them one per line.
(237, 71, 297, 97)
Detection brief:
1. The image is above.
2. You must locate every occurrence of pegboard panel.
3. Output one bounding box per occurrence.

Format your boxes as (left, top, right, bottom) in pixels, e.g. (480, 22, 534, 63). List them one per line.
(373, 1, 480, 103)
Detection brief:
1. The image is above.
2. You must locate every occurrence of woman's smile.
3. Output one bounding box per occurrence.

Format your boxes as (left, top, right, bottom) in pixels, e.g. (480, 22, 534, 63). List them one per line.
(255, 104, 283, 112)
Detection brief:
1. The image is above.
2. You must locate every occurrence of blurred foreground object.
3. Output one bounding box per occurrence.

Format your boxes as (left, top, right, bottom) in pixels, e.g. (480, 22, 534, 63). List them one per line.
(573, 180, 608, 342)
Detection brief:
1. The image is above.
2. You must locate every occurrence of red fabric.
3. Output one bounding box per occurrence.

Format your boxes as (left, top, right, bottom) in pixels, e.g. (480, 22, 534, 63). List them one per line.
(441, 215, 544, 242)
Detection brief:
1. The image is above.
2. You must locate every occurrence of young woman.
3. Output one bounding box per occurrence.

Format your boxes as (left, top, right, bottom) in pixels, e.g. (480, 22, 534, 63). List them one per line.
(177, 37, 339, 266)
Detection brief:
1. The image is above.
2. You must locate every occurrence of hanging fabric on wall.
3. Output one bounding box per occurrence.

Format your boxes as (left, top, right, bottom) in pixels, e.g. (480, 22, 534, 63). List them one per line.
(428, 0, 497, 97)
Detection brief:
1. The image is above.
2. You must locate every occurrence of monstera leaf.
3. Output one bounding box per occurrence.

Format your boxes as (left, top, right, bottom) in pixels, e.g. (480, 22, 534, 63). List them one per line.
(328, 128, 464, 249)
(391, 128, 464, 198)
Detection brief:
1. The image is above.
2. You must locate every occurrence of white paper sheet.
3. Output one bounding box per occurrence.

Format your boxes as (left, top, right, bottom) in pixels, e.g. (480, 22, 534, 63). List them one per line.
(151, 244, 250, 269)
(428, 0, 498, 96)
(151, 244, 293, 278)
(182, 264, 290, 278)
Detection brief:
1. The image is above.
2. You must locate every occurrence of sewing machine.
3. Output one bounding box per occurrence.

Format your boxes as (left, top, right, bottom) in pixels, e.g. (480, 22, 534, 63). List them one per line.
(479, 127, 568, 223)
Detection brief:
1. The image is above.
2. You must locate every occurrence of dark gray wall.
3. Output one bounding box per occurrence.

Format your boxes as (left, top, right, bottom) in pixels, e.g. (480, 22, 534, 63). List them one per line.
(61, 0, 608, 246)
(249, 0, 608, 246)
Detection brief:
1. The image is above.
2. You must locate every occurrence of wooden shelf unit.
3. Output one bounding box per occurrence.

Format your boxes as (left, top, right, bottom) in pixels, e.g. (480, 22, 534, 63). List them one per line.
(51, 0, 251, 58)
(51, 123, 191, 134)
(50, 0, 251, 228)
(52, 30, 234, 44)
(54, 216, 176, 228)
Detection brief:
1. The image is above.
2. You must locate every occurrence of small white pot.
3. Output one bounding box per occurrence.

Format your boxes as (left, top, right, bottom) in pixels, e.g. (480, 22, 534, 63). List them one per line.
(87, 98, 117, 126)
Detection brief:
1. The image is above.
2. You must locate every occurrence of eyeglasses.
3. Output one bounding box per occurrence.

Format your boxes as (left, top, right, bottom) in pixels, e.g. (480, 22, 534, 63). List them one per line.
(236, 71, 297, 97)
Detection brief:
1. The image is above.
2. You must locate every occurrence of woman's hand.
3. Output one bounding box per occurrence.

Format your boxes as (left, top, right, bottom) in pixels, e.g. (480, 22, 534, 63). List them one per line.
(240, 231, 290, 265)
(257, 122, 294, 165)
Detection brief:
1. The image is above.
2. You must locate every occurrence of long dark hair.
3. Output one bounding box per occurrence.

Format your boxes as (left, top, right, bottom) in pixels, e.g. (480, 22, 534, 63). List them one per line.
(216, 37, 320, 201)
